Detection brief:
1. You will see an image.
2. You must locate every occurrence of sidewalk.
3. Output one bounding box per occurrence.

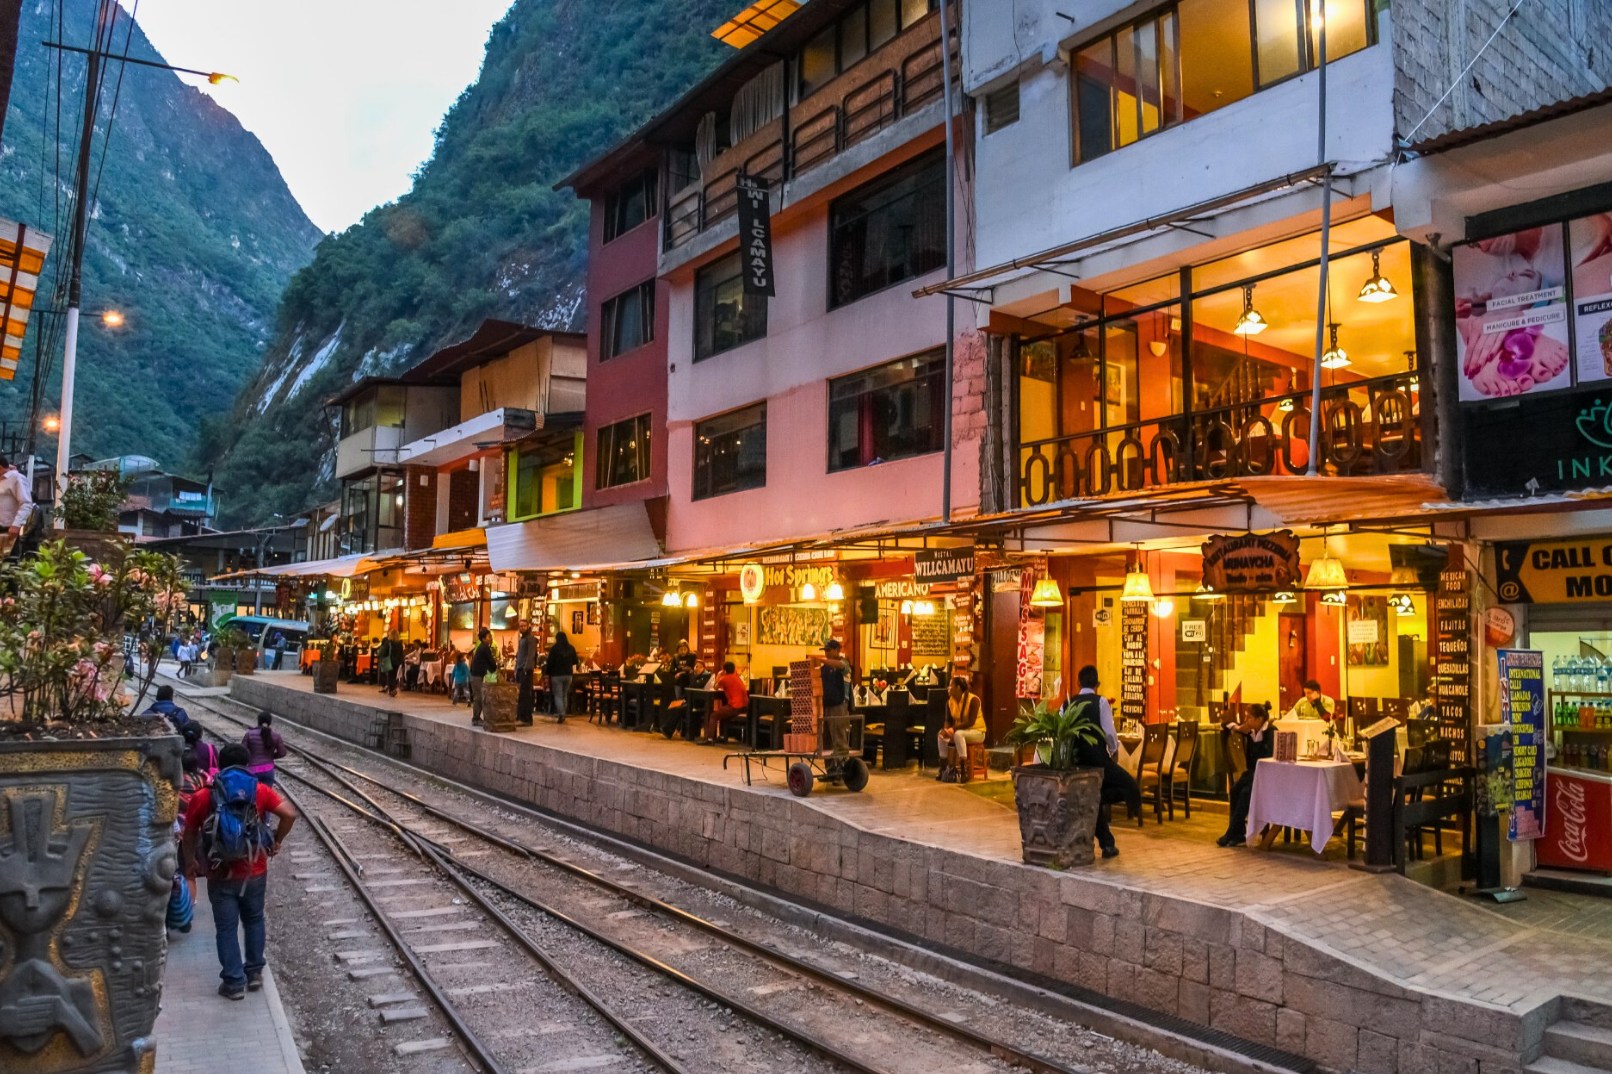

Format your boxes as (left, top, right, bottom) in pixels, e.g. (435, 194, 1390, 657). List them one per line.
(155, 881, 305, 1074)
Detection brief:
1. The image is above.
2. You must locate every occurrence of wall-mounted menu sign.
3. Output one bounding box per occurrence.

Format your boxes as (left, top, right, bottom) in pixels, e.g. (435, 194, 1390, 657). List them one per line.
(1200, 530, 1301, 592)
(1433, 569, 1472, 765)
(1120, 602, 1148, 723)
(915, 547, 975, 583)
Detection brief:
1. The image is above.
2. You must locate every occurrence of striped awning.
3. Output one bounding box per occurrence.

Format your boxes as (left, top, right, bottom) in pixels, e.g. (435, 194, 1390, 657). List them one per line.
(0, 219, 53, 381)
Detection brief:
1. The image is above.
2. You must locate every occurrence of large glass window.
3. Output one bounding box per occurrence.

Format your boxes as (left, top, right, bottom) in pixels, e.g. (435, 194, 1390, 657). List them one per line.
(798, 0, 937, 99)
(694, 252, 768, 360)
(340, 385, 405, 438)
(694, 404, 767, 500)
(509, 437, 580, 521)
(604, 168, 658, 242)
(597, 413, 652, 490)
(828, 351, 945, 471)
(600, 281, 654, 359)
(1072, 0, 1372, 164)
(829, 149, 946, 307)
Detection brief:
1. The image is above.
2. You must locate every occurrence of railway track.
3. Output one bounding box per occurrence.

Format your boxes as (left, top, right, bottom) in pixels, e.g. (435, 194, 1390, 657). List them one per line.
(184, 687, 1289, 1074)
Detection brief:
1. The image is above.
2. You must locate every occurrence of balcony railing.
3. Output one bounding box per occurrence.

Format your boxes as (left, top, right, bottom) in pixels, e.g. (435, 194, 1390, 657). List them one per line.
(665, 36, 953, 250)
(1017, 375, 1422, 507)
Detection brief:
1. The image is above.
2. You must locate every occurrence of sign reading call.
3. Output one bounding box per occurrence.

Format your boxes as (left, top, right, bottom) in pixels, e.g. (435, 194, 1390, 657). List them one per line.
(1495, 536, 1612, 603)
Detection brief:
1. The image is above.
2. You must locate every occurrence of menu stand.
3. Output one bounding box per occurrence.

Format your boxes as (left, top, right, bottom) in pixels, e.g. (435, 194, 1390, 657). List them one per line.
(1351, 717, 1399, 873)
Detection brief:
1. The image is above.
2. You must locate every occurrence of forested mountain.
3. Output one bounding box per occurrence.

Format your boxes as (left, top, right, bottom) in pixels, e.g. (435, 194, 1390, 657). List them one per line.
(206, 0, 736, 523)
(0, 0, 321, 467)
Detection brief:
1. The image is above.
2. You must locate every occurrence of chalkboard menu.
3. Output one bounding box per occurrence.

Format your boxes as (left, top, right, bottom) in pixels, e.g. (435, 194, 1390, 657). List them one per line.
(1433, 569, 1472, 764)
(1121, 602, 1148, 722)
(911, 608, 951, 660)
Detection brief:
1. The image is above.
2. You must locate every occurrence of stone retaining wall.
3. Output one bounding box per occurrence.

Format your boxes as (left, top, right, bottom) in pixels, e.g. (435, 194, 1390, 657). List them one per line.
(230, 676, 1549, 1074)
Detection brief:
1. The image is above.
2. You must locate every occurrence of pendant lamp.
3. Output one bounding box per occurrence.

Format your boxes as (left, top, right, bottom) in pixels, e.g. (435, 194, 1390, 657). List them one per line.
(1272, 590, 1297, 605)
(1388, 592, 1415, 614)
(1320, 323, 1351, 369)
(1320, 590, 1348, 606)
(799, 581, 818, 602)
(683, 591, 699, 608)
(825, 580, 845, 601)
(1233, 284, 1268, 336)
(1304, 532, 1349, 592)
(1357, 249, 1399, 303)
(1029, 577, 1063, 607)
(661, 590, 682, 607)
(1120, 563, 1155, 603)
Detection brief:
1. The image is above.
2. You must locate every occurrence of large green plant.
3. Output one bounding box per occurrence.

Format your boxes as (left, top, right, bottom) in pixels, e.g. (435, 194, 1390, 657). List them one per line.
(59, 470, 130, 532)
(1005, 697, 1106, 771)
(0, 540, 186, 726)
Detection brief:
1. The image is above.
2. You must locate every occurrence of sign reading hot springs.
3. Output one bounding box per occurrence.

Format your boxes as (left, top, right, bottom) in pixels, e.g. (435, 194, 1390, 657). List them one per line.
(1495, 536, 1612, 603)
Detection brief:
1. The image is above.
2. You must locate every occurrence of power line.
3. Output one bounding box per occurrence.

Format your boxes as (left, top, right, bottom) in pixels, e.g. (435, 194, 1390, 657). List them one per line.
(1400, 0, 1533, 147)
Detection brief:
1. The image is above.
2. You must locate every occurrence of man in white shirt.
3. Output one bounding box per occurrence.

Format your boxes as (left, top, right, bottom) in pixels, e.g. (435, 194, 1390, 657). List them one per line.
(0, 455, 34, 559)
(1073, 665, 1140, 858)
(1284, 679, 1336, 721)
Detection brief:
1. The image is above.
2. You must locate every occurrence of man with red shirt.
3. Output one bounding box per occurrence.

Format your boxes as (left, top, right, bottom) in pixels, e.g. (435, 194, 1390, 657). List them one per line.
(701, 661, 749, 744)
(183, 743, 298, 999)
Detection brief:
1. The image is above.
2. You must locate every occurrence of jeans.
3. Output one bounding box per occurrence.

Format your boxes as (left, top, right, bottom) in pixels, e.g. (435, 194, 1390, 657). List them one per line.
(470, 678, 486, 723)
(516, 672, 534, 723)
(550, 675, 572, 719)
(209, 874, 267, 991)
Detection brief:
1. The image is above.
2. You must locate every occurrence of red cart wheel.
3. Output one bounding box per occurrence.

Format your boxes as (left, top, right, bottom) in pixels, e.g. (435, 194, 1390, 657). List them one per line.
(787, 762, 814, 797)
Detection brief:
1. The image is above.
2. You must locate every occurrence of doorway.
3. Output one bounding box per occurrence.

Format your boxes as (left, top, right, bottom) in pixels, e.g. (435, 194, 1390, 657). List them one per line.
(1278, 613, 1307, 714)
(984, 574, 1022, 742)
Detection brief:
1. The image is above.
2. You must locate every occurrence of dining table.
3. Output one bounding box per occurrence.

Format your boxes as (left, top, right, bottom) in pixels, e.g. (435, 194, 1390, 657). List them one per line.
(418, 659, 445, 689)
(1244, 757, 1365, 853)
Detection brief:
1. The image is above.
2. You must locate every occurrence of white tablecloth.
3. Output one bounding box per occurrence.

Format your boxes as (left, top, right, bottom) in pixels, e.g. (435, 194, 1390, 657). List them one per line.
(1245, 759, 1364, 853)
(418, 659, 445, 687)
(1273, 717, 1332, 757)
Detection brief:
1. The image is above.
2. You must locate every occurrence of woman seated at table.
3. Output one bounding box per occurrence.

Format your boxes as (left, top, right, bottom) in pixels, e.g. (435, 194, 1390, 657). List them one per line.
(938, 677, 985, 780)
(1218, 703, 1274, 847)
(701, 661, 749, 744)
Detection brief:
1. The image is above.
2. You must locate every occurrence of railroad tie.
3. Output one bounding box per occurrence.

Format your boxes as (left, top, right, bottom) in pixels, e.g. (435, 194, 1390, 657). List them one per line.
(394, 1038, 453, 1056)
(348, 966, 399, 980)
(366, 992, 419, 1008)
(379, 1007, 430, 1024)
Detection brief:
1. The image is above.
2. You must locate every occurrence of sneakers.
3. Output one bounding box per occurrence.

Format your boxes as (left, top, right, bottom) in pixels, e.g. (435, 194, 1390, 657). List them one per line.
(247, 973, 263, 992)
(218, 983, 245, 1001)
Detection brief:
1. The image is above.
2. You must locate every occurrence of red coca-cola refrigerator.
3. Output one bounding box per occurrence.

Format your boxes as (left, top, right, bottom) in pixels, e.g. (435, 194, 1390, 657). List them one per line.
(1537, 767, 1612, 873)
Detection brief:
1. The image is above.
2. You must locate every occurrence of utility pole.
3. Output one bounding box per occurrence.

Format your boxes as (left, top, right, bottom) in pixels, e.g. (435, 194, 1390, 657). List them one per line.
(1304, 0, 1331, 477)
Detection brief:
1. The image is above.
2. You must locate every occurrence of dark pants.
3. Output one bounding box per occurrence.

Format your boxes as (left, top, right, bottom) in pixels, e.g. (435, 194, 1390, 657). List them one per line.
(1223, 771, 1256, 842)
(517, 672, 534, 723)
(1094, 760, 1141, 850)
(209, 874, 268, 991)
(270, 648, 284, 671)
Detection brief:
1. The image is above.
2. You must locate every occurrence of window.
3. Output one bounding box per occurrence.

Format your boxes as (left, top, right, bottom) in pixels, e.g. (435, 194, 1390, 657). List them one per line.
(604, 168, 659, 242)
(828, 351, 945, 471)
(509, 436, 581, 521)
(694, 404, 767, 500)
(340, 385, 405, 437)
(600, 281, 655, 359)
(797, 0, 937, 98)
(597, 414, 652, 489)
(694, 252, 768, 360)
(1072, 0, 1373, 165)
(983, 82, 1020, 134)
(829, 149, 945, 307)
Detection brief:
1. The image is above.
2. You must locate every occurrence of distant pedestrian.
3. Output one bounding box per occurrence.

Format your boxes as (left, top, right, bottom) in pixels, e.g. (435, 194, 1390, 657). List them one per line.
(0, 454, 35, 560)
(450, 650, 471, 705)
(183, 723, 220, 776)
(177, 637, 197, 678)
(514, 620, 537, 725)
(242, 711, 287, 786)
(544, 630, 578, 724)
(377, 630, 403, 697)
(183, 742, 297, 1000)
(267, 630, 286, 671)
(142, 685, 192, 731)
(469, 628, 498, 727)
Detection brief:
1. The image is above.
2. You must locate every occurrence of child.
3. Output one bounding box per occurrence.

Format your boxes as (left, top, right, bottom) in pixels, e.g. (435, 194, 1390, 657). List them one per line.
(450, 650, 471, 705)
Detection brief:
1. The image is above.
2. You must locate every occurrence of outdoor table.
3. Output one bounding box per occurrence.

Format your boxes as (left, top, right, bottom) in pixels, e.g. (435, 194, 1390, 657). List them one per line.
(619, 679, 658, 731)
(682, 687, 718, 740)
(418, 659, 445, 689)
(1118, 733, 1144, 775)
(1245, 758, 1365, 854)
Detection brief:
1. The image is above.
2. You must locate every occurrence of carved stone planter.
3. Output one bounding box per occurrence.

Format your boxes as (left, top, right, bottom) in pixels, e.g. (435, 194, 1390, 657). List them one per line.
(0, 733, 182, 1073)
(58, 530, 126, 566)
(1012, 765, 1103, 869)
(312, 658, 340, 694)
(481, 682, 520, 733)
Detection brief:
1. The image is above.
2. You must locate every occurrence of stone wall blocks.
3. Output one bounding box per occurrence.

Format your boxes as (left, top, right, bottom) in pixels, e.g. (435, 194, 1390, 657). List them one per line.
(1179, 978, 1212, 1025)
(1209, 990, 1277, 1046)
(1359, 1027, 1400, 1074)
(1276, 1007, 1308, 1055)
(1181, 937, 1209, 984)
(1306, 1016, 1360, 1072)
(1057, 877, 1124, 916)
(1234, 949, 1283, 1005)
(1207, 944, 1237, 991)
(1144, 930, 1185, 977)
(1419, 999, 1524, 1050)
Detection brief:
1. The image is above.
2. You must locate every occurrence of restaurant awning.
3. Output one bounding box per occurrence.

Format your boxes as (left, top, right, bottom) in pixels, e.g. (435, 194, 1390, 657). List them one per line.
(485, 503, 664, 574)
(0, 219, 53, 381)
(209, 549, 400, 583)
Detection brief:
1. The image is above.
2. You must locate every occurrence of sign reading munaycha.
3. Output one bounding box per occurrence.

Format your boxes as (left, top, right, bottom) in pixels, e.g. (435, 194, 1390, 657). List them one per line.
(736, 171, 775, 297)
(1200, 530, 1301, 592)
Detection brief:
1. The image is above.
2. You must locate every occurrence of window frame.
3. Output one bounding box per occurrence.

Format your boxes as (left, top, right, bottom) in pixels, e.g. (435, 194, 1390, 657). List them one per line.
(600, 280, 656, 361)
(827, 147, 947, 309)
(596, 413, 653, 491)
(694, 251, 768, 361)
(826, 350, 947, 473)
(603, 168, 660, 243)
(693, 403, 768, 501)
(797, 0, 939, 100)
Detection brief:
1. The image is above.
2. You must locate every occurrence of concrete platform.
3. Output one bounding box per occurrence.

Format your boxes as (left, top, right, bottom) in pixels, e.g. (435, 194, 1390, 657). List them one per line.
(215, 670, 1612, 1074)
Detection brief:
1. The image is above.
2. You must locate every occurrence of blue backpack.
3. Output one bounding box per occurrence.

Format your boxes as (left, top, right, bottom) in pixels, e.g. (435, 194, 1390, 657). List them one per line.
(201, 767, 274, 869)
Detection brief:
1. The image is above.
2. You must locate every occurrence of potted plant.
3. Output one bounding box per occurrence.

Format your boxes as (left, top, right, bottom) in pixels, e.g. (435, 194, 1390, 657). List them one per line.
(0, 539, 187, 1073)
(57, 469, 131, 562)
(211, 625, 253, 680)
(1004, 697, 1107, 868)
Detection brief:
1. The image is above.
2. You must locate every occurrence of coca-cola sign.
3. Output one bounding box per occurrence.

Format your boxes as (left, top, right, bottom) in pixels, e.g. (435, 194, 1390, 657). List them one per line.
(1537, 770, 1612, 872)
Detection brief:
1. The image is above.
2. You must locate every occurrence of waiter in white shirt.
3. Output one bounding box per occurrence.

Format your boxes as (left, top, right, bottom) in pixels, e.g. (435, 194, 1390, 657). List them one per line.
(1073, 665, 1141, 858)
(0, 455, 34, 559)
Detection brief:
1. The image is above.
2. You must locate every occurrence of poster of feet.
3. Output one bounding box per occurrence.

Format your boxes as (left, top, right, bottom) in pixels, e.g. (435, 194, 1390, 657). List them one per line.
(1571, 213, 1612, 384)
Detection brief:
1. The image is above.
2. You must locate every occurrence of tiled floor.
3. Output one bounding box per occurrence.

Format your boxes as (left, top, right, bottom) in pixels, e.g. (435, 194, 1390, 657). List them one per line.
(222, 670, 1612, 1014)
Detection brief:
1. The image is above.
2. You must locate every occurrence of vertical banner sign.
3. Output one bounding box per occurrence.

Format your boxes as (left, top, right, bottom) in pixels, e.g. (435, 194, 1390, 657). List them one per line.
(1120, 602, 1149, 724)
(1497, 649, 1546, 841)
(736, 172, 776, 297)
(1014, 568, 1044, 699)
(1433, 570, 1473, 765)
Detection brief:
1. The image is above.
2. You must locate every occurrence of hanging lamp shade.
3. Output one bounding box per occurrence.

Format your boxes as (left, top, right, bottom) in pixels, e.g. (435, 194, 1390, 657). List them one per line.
(1233, 284, 1268, 335)
(1320, 323, 1351, 369)
(799, 581, 817, 602)
(1388, 592, 1415, 614)
(1120, 567, 1155, 602)
(1388, 565, 1420, 587)
(824, 580, 845, 601)
(683, 591, 699, 608)
(1272, 590, 1297, 605)
(1357, 249, 1399, 303)
(1320, 590, 1348, 606)
(661, 590, 682, 607)
(1304, 554, 1349, 591)
(1029, 577, 1063, 607)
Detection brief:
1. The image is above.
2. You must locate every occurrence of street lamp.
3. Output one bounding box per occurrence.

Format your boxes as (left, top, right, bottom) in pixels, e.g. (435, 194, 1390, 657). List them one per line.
(99, 309, 124, 328)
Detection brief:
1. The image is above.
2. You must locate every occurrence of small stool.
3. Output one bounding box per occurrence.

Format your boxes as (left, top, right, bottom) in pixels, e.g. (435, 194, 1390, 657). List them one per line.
(966, 741, 989, 782)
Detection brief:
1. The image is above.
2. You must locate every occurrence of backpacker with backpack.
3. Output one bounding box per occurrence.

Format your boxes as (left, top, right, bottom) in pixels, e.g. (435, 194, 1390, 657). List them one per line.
(200, 767, 275, 871)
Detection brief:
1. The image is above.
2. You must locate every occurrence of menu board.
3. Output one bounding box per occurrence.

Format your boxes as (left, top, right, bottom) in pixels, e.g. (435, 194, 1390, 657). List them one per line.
(910, 608, 951, 660)
(1120, 602, 1148, 723)
(1496, 648, 1545, 841)
(1453, 226, 1571, 400)
(1571, 212, 1612, 384)
(1433, 570, 1473, 765)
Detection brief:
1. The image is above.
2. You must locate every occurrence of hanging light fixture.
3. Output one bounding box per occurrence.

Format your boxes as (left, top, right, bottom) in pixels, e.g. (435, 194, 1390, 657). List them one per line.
(1320, 590, 1348, 607)
(1388, 592, 1416, 614)
(825, 580, 845, 601)
(503, 604, 517, 618)
(1389, 564, 1421, 588)
(799, 581, 818, 602)
(1320, 323, 1351, 369)
(1357, 249, 1399, 303)
(1272, 590, 1297, 605)
(1304, 532, 1350, 591)
(1153, 598, 1175, 618)
(1277, 397, 1296, 412)
(661, 589, 682, 607)
(1029, 577, 1063, 607)
(1233, 284, 1268, 336)
(900, 599, 914, 615)
(1120, 553, 1155, 603)
(913, 600, 938, 617)
(683, 591, 699, 609)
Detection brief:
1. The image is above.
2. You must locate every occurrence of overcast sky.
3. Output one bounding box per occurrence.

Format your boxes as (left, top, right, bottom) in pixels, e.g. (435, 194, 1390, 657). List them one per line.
(122, 0, 515, 233)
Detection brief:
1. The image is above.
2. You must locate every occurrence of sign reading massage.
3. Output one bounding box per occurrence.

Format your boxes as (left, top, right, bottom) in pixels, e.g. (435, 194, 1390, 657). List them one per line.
(914, 547, 974, 583)
(1200, 530, 1301, 592)
(1495, 536, 1612, 603)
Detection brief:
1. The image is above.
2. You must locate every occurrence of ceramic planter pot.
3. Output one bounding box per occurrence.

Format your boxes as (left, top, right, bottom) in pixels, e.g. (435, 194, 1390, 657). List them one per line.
(0, 733, 182, 1073)
(312, 658, 340, 694)
(1012, 765, 1103, 868)
(482, 682, 520, 732)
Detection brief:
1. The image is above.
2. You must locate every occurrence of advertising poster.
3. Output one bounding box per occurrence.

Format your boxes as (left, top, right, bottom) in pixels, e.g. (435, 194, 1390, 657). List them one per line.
(1453, 226, 1571, 401)
(1570, 212, 1612, 384)
(1496, 648, 1546, 841)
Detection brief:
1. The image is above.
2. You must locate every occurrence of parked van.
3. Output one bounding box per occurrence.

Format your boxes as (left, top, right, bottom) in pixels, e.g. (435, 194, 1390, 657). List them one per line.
(220, 615, 310, 667)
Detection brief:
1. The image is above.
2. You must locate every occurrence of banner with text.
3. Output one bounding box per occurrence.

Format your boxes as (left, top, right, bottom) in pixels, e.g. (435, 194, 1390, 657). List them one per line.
(1497, 648, 1545, 840)
(1495, 535, 1612, 603)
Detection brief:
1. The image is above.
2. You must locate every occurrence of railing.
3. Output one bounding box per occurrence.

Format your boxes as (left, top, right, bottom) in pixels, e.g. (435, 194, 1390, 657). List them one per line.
(666, 34, 955, 250)
(1017, 375, 1422, 507)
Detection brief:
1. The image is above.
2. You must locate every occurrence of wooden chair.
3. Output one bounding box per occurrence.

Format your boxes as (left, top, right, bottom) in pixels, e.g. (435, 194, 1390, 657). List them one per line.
(1165, 721, 1199, 819)
(965, 741, 989, 782)
(1133, 723, 1171, 824)
(1226, 729, 1249, 786)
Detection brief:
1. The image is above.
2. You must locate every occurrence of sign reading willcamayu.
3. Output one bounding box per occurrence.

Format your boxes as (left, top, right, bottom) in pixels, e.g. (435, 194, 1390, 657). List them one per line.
(1495, 535, 1612, 603)
(914, 547, 974, 583)
(1200, 530, 1301, 592)
(736, 172, 775, 297)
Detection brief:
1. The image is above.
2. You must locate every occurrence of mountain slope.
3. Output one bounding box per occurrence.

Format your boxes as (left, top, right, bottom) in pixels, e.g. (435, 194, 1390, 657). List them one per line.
(0, 0, 322, 468)
(206, 0, 735, 523)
